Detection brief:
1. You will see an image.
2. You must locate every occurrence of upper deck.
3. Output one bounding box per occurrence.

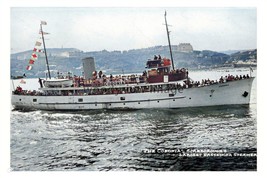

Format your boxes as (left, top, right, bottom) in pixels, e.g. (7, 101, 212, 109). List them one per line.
(39, 55, 188, 90)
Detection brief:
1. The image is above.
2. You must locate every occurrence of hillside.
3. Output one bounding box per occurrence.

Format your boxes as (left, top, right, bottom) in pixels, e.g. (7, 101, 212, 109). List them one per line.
(230, 49, 257, 61)
(10, 46, 257, 78)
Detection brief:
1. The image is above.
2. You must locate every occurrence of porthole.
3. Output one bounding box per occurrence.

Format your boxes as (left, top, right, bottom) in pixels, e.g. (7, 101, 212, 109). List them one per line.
(78, 98, 83, 102)
(33, 99, 37, 102)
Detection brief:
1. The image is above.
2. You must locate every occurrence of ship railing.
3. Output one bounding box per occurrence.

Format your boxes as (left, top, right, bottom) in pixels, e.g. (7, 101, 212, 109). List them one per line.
(73, 76, 147, 88)
(12, 74, 252, 96)
(13, 89, 45, 96)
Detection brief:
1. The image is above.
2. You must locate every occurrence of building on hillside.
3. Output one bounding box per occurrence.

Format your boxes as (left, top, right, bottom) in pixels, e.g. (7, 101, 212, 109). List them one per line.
(177, 43, 193, 52)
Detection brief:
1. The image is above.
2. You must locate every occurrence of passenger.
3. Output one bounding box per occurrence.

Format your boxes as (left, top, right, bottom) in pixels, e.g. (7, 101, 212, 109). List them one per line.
(158, 55, 162, 59)
(142, 70, 147, 77)
(38, 78, 43, 88)
(207, 78, 210, 85)
(98, 71, 103, 78)
(228, 74, 233, 81)
(243, 75, 246, 79)
(219, 76, 224, 83)
(154, 55, 158, 60)
(201, 79, 205, 85)
(235, 75, 239, 80)
(15, 86, 22, 94)
(247, 74, 250, 78)
(240, 75, 243, 79)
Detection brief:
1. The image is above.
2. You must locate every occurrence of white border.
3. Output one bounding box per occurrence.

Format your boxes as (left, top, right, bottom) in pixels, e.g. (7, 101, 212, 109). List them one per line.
(1, 0, 266, 178)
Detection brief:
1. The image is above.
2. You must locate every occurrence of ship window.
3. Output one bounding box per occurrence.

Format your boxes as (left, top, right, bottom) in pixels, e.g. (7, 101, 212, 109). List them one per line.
(169, 94, 174, 97)
(123, 103, 126, 105)
(120, 97, 125, 100)
(109, 103, 111, 106)
(19, 99, 21, 101)
(78, 98, 83, 102)
(138, 102, 140, 104)
(95, 103, 97, 106)
(157, 101, 159, 103)
(173, 99, 175, 101)
(33, 99, 37, 102)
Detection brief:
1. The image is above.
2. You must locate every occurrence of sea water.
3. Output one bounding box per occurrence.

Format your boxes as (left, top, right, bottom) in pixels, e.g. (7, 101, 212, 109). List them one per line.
(10, 68, 257, 171)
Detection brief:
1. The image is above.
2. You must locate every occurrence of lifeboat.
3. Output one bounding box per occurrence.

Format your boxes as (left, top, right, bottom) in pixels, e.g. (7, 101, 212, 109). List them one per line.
(43, 78, 73, 88)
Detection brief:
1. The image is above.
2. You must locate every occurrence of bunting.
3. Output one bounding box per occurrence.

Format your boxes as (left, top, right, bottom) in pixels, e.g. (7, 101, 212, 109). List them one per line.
(41, 21, 47, 25)
(26, 65, 32, 70)
(29, 59, 35, 64)
(33, 48, 43, 53)
(31, 53, 37, 59)
(26, 22, 48, 71)
(39, 30, 49, 35)
(35, 41, 42, 46)
(20, 79, 26, 84)
(26, 41, 42, 70)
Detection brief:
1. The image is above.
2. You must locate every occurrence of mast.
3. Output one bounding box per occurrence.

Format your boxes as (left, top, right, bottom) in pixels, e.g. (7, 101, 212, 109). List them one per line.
(164, 11, 175, 70)
(40, 23, 51, 79)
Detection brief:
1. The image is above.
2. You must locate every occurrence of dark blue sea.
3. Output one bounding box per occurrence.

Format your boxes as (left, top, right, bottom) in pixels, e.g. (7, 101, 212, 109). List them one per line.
(10, 69, 257, 171)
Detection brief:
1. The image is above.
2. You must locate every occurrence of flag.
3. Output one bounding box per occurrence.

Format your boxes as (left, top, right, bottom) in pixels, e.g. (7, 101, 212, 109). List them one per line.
(39, 30, 49, 35)
(33, 48, 42, 52)
(35, 41, 42, 46)
(26, 65, 32, 70)
(29, 59, 35, 64)
(31, 53, 38, 59)
(20, 79, 26, 84)
(41, 21, 47, 25)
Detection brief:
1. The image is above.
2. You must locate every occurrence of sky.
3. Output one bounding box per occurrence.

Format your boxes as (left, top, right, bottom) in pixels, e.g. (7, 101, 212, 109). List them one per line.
(10, 7, 256, 53)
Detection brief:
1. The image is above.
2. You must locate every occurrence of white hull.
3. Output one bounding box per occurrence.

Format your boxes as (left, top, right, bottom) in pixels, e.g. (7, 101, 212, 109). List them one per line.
(11, 78, 254, 111)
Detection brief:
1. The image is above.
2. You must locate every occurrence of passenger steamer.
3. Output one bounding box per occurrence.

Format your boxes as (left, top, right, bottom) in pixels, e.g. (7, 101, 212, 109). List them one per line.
(11, 12, 255, 111)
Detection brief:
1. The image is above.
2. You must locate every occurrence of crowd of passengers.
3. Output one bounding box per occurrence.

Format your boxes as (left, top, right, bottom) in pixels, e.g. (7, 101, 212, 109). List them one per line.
(78, 71, 148, 87)
(13, 73, 251, 96)
(71, 69, 189, 87)
(189, 74, 251, 88)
